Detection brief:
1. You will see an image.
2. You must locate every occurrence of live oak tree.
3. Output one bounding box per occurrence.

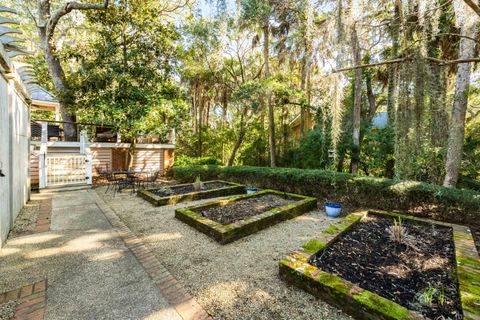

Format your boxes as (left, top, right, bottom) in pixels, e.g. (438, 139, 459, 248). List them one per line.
(35, 0, 109, 141)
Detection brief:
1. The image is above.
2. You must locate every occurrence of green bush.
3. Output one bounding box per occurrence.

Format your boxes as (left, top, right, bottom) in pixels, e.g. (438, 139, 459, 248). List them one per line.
(173, 165, 480, 227)
(174, 155, 219, 166)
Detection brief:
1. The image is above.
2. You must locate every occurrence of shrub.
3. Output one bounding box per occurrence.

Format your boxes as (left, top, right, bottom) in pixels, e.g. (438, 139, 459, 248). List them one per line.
(174, 155, 219, 167)
(173, 165, 480, 227)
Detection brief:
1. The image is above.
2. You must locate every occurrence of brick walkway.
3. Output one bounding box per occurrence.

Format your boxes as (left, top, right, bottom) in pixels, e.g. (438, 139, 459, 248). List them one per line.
(92, 190, 212, 320)
(34, 198, 52, 233)
(0, 280, 47, 320)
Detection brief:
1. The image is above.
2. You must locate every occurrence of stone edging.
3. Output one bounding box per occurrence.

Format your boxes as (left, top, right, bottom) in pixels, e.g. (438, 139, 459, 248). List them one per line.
(279, 210, 480, 320)
(138, 180, 246, 206)
(90, 190, 212, 320)
(0, 280, 47, 320)
(175, 189, 317, 244)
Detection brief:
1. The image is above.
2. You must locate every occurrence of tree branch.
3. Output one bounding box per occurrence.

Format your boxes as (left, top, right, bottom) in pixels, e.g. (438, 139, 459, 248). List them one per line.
(463, 0, 480, 17)
(333, 58, 407, 73)
(440, 58, 480, 65)
(47, 1, 109, 40)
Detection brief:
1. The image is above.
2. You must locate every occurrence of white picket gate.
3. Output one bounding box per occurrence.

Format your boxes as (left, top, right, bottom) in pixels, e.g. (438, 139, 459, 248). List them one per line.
(45, 154, 91, 187)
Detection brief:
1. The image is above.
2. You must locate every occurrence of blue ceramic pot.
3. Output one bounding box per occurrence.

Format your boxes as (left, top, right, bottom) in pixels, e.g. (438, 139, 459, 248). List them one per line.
(325, 203, 342, 218)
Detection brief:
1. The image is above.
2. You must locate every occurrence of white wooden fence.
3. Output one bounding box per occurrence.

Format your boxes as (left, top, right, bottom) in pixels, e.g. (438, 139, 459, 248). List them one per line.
(46, 154, 91, 186)
(38, 124, 93, 188)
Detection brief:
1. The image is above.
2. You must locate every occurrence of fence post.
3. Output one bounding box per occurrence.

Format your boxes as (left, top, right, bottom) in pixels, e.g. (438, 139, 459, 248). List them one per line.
(80, 130, 89, 154)
(85, 152, 93, 185)
(39, 122, 48, 188)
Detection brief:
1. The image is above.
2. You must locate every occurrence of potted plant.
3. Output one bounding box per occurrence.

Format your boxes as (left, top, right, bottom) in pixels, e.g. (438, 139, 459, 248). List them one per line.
(246, 187, 258, 194)
(324, 203, 342, 218)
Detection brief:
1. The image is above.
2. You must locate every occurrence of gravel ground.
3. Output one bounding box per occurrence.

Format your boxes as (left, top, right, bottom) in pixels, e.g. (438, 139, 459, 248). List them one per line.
(8, 200, 40, 237)
(0, 300, 17, 320)
(97, 187, 353, 320)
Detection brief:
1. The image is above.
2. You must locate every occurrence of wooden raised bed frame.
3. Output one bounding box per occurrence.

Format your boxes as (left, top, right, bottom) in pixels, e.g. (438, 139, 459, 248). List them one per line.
(175, 189, 317, 244)
(279, 210, 480, 320)
(138, 180, 246, 206)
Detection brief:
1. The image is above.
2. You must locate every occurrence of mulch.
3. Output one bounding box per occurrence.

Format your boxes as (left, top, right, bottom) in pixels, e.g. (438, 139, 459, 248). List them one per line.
(309, 215, 461, 319)
(197, 194, 295, 225)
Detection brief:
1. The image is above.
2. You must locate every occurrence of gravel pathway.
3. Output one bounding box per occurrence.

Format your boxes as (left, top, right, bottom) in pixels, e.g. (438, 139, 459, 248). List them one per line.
(0, 300, 17, 320)
(96, 187, 353, 320)
(8, 200, 40, 237)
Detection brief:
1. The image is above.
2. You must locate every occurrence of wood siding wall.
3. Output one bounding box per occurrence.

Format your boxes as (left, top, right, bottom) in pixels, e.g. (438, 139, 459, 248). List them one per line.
(91, 147, 112, 173)
(131, 148, 164, 173)
(30, 149, 39, 185)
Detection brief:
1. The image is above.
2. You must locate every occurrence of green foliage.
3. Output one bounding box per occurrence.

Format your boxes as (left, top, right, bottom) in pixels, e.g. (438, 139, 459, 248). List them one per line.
(173, 165, 480, 227)
(281, 125, 333, 169)
(71, 0, 188, 140)
(174, 155, 219, 166)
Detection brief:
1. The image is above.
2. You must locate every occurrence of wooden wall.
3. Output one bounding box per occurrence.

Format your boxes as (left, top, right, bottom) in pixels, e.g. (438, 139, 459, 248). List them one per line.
(30, 149, 39, 187)
(130, 148, 164, 173)
(91, 147, 113, 173)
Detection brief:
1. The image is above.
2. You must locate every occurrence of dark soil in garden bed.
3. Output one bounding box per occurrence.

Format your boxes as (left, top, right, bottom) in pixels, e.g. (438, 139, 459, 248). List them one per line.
(152, 182, 229, 197)
(309, 215, 462, 319)
(197, 194, 295, 224)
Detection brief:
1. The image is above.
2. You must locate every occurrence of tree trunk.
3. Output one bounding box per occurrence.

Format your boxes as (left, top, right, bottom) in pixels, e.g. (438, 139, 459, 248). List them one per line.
(38, 26, 77, 141)
(443, 24, 477, 187)
(36, 1, 108, 141)
(350, 24, 362, 174)
(127, 137, 136, 170)
(366, 73, 376, 118)
(263, 23, 276, 167)
(228, 110, 247, 166)
(386, 2, 400, 122)
(300, 0, 313, 138)
(198, 93, 203, 157)
(282, 106, 288, 155)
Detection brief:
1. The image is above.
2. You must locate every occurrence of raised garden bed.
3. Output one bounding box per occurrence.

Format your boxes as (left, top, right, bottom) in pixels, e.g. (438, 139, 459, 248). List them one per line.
(279, 210, 480, 320)
(138, 180, 246, 206)
(175, 189, 317, 244)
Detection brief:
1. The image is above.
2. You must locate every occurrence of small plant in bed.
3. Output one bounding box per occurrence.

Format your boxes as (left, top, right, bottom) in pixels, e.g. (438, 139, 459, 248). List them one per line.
(308, 214, 461, 319)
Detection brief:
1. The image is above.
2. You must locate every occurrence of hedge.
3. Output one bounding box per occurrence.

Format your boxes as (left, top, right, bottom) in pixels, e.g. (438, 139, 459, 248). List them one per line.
(173, 165, 480, 227)
(174, 155, 219, 167)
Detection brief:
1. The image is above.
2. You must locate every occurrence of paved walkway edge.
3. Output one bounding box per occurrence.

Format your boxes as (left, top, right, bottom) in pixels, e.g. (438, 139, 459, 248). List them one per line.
(90, 190, 212, 320)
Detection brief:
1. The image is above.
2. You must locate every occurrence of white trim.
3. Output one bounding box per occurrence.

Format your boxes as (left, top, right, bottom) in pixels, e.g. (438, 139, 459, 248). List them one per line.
(89, 142, 175, 149)
(31, 141, 176, 149)
(31, 100, 59, 109)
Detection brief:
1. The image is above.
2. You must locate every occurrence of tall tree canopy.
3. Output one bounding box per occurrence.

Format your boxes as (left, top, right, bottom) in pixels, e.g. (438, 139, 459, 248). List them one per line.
(8, 0, 480, 189)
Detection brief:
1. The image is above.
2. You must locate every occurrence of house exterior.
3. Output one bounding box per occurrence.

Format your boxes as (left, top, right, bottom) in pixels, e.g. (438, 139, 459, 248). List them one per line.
(0, 38, 32, 247)
(289, 111, 316, 141)
(29, 101, 175, 189)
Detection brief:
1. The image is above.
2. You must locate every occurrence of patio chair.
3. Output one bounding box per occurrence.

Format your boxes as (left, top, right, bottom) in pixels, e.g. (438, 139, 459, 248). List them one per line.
(117, 173, 138, 194)
(95, 164, 109, 184)
(105, 172, 123, 195)
(138, 171, 160, 189)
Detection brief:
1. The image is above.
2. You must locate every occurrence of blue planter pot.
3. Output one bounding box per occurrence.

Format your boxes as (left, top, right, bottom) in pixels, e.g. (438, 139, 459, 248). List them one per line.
(325, 203, 342, 218)
(246, 188, 258, 195)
